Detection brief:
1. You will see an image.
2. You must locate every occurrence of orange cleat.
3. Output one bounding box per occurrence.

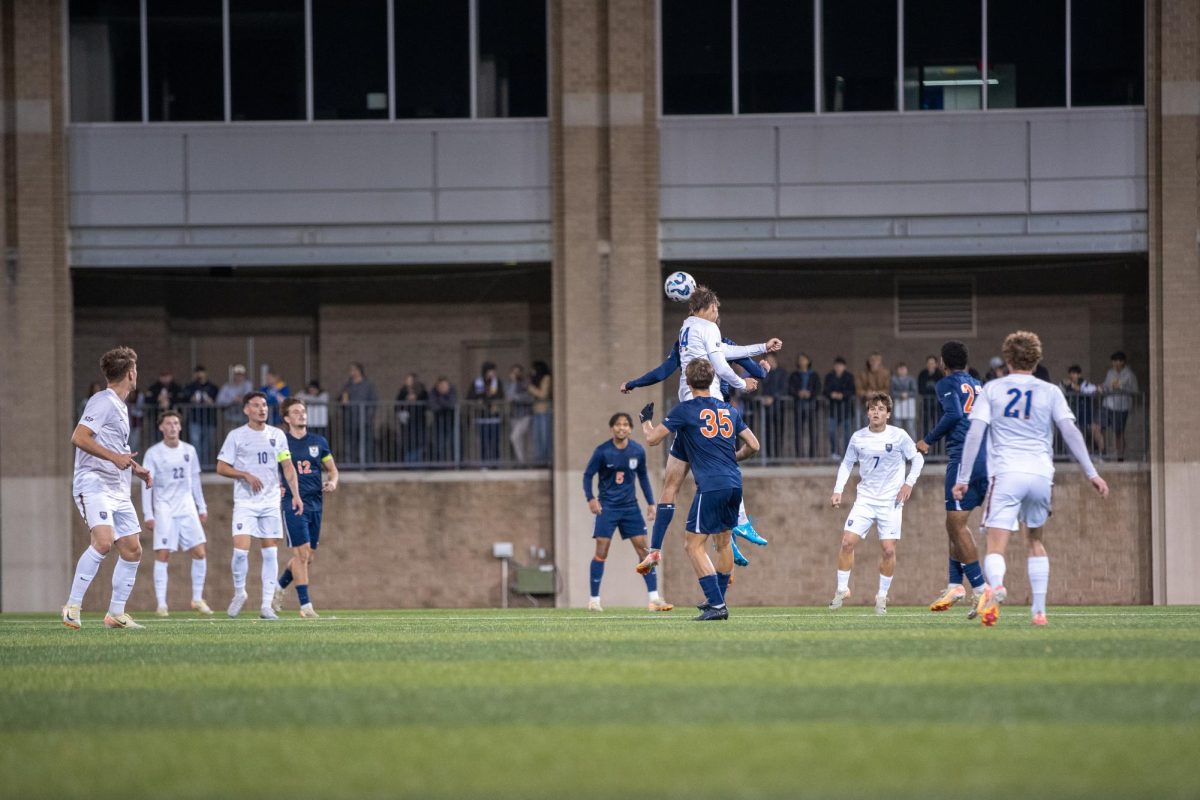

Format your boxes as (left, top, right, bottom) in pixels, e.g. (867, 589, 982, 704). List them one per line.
(929, 584, 967, 612)
(635, 550, 661, 575)
(1031, 612, 1048, 626)
(976, 585, 1006, 627)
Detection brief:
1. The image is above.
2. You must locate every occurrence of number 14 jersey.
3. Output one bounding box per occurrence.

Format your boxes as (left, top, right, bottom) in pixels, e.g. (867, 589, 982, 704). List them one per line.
(216, 424, 292, 511)
(970, 373, 1075, 480)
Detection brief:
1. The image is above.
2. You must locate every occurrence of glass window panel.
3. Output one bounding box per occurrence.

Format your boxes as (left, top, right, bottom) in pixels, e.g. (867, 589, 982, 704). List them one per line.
(988, 0, 1065, 108)
(822, 0, 896, 112)
(394, 0, 470, 118)
(738, 0, 814, 113)
(477, 0, 547, 118)
(905, 0, 982, 110)
(662, 0, 732, 115)
(147, 0, 223, 121)
(1072, 0, 1143, 106)
(230, 0, 305, 120)
(69, 0, 142, 122)
(313, 0, 388, 119)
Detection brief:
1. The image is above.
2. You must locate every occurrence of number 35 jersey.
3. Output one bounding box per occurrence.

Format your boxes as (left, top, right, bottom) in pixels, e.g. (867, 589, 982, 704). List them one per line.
(217, 424, 292, 511)
(662, 396, 748, 492)
(971, 373, 1075, 480)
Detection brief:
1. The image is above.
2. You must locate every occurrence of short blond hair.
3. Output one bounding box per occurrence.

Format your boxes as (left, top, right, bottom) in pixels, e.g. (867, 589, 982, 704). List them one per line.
(1002, 331, 1043, 372)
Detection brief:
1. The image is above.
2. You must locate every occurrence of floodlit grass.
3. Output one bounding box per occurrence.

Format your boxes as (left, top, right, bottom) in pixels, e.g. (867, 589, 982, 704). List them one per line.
(2, 607, 1198, 799)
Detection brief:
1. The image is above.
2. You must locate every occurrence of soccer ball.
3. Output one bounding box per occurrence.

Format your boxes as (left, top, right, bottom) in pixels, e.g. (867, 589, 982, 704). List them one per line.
(664, 271, 696, 303)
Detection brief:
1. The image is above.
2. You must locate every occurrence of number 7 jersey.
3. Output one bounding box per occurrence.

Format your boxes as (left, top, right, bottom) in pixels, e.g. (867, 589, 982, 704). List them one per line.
(970, 373, 1075, 479)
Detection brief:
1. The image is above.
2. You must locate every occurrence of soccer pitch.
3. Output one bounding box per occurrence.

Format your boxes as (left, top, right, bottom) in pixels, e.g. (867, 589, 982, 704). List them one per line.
(2, 607, 1198, 799)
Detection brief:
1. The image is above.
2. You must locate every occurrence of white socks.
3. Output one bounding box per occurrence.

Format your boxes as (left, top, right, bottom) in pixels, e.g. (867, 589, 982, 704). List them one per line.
(836, 569, 851, 592)
(108, 557, 139, 615)
(231, 549, 249, 591)
(191, 557, 207, 602)
(154, 560, 169, 607)
(878, 574, 893, 596)
(737, 500, 749, 527)
(1028, 556, 1050, 615)
(985, 553, 1007, 589)
(649, 590, 661, 601)
(261, 547, 279, 611)
(67, 546, 105, 605)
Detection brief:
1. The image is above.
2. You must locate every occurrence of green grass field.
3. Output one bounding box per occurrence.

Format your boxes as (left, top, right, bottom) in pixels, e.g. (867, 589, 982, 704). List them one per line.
(2, 606, 1198, 799)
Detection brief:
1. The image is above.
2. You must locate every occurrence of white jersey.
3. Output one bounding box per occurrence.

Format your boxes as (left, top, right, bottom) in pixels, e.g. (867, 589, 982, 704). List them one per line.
(141, 440, 206, 522)
(216, 424, 292, 512)
(72, 388, 132, 498)
(970, 373, 1074, 479)
(834, 425, 924, 504)
(676, 316, 765, 402)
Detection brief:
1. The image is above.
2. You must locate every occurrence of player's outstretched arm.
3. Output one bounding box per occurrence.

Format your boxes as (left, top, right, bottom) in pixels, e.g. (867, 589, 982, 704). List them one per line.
(622, 346, 680, 393)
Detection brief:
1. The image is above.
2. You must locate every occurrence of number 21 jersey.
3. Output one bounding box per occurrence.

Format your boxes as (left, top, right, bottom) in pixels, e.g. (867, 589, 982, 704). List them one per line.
(971, 373, 1074, 479)
(216, 424, 292, 511)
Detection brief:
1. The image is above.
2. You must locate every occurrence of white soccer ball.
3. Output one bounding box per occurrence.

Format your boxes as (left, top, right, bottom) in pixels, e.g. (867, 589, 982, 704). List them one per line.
(664, 271, 696, 303)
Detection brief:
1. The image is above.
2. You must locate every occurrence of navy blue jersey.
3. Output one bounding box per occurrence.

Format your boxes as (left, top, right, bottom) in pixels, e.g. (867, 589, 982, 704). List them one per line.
(662, 397, 747, 492)
(924, 371, 984, 463)
(583, 440, 653, 508)
(283, 431, 332, 505)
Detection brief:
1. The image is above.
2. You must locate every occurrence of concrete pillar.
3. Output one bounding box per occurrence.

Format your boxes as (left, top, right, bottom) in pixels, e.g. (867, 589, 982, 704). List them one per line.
(1148, 0, 1200, 603)
(550, 1, 663, 607)
(0, 2, 74, 610)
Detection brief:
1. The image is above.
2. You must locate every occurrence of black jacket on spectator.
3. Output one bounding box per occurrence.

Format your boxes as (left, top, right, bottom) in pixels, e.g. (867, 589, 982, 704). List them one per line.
(823, 370, 856, 416)
(918, 368, 944, 396)
(788, 369, 821, 402)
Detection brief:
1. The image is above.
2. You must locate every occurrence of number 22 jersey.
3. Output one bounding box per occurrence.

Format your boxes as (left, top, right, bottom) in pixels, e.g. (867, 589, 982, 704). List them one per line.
(216, 424, 292, 511)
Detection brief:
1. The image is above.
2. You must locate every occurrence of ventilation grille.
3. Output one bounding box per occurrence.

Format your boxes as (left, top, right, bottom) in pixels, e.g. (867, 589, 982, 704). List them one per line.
(894, 277, 976, 337)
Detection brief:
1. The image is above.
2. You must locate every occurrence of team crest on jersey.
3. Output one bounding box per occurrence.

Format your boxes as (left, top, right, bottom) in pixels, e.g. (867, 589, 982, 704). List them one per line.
(99, 511, 107, 520)
(309, 445, 320, 458)
(629, 458, 638, 469)
(236, 523, 243, 530)
(886, 444, 893, 452)
(184, 453, 190, 462)
(269, 438, 276, 447)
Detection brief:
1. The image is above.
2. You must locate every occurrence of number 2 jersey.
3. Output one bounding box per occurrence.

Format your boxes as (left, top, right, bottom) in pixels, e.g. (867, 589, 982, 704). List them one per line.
(283, 431, 332, 508)
(216, 424, 292, 512)
(969, 373, 1075, 480)
(662, 396, 747, 492)
(834, 425, 923, 505)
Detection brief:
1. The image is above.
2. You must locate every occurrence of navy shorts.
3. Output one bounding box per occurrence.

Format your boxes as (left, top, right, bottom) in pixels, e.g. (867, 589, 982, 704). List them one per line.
(592, 505, 647, 539)
(945, 462, 988, 512)
(1102, 408, 1129, 434)
(284, 502, 323, 549)
(686, 487, 742, 534)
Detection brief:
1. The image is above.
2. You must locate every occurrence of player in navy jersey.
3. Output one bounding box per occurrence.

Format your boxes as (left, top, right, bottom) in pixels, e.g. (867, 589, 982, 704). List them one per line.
(274, 397, 339, 618)
(582, 413, 672, 612)
(641, 359, 760, 621)
(621, 335, 772, 568)
(915, 341, 988, 615)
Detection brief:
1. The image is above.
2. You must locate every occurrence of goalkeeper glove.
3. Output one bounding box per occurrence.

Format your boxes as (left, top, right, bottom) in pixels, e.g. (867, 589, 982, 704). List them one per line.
(638, 402, 654, 423)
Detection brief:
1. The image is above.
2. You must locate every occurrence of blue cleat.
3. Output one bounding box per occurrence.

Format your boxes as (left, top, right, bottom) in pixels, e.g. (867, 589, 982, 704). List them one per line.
(731, 537, 750, 567)
(733, 521, 769, 546)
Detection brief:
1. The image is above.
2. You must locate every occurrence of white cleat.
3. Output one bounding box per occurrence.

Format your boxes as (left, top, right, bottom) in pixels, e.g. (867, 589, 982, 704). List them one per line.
(259, 607, 279, 620)
(875, 592, 888, 616)
(103, 612, 144, 629)
(227, 590, 248, 618)
(156, 606, 170, 618)
(62, 604, 82, 630)
(191, 599, 214, 616)
(828, 588, 851, 611)
(272, 585, 285, 613)
(299, 603, 319, 619)
(587, 598, 603, 612)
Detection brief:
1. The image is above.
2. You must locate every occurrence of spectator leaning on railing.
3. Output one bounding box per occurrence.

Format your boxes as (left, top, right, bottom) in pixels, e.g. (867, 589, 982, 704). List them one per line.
(428, 376, 458, 463)
(396, 373, 428, 463)
(890, 362, 918, 440)
(528, 361, 553, 464)
(339, 362, 378, 464)
(303, 381, 330, 439)
(918, 355, 944, 439)
(824, 357, 856, 459)
(788, 353, 820, 458)
(1061, 365, 1100, 450)
(505, 364, 533, 464)
(1100, 351, 1139, 462)
(217, 365, 254, 424)
(857, 352, 890, 407)
(182, 365, 219, 461)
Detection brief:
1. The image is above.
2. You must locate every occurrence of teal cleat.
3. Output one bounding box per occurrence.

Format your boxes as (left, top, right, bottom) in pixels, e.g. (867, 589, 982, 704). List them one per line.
(733, 521, 769, 546)
(731, 537, 750, 567)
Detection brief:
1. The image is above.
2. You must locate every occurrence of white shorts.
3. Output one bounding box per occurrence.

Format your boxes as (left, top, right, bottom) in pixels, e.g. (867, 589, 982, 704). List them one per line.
(844, 501, 903, 540)
(983, 473, 1053, 531)
(152, 512, 207, 552)
(74, 491, 141, 539)
(232, 506, 283, 540)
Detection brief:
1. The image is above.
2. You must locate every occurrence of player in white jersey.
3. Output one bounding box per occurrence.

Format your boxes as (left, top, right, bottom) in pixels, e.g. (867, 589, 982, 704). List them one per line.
(828, 392, 924, 616)
(63, 347, 153, 630)
(216, 391, 303, 620)
(141, 410, 212, 617)
(954, 331, 1108, 627)
(632, 286, 782, 576)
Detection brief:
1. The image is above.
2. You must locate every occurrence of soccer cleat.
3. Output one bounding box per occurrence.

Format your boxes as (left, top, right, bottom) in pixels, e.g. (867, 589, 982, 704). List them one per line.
(731, 538, 750, 567)
(191, 599, 213, 616)
(1031, 612, 1048, 626)
(103, 612, 144, 629)
(62, 604, 82, 630)
(967, 591, 985, 620)
(299, 603, 320, 619)
(259, 607, 279, 620)
(635, 550, 661, 576)
(647, 598, 674, 612)
(586, 598, 604, 612)
(929, 584, 967, 612)
(732, 521, 769, 546)
(875, 592, 888, 616)
(271, 585, 285, 613)
(976, 585, 1006, 627)
(155, 606, 170, 618)
(828, 588, 851, 611)
(227, 589, 249, 618)
(693, 604, 729, 621)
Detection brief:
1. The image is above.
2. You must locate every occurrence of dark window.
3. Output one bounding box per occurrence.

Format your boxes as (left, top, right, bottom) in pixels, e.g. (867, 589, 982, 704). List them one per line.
(662, 0, 732, 114)
(395, 0, 470, 118)
(1072, 0, 1143, 106)
(230, 0, 305, 120)
(477, 0, 547, 117)
(988, 0, 1066, 108)
(904, 0, 982, 110)
(313, 0, 388, 119)
(823, 0, 896, 112)
(147, 0, 223, 121)
(738, 0, 814, 113)
(69, 0, 142, 122)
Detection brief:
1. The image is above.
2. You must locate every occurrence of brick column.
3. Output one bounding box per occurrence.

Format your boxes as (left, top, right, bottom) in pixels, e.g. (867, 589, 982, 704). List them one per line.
(1148, 0, 1200, 603)
(550, 1, 663, 607)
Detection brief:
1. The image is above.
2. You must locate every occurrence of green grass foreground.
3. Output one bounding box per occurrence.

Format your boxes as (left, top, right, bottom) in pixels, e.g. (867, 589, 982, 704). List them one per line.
(2, 606, 1198, 799)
